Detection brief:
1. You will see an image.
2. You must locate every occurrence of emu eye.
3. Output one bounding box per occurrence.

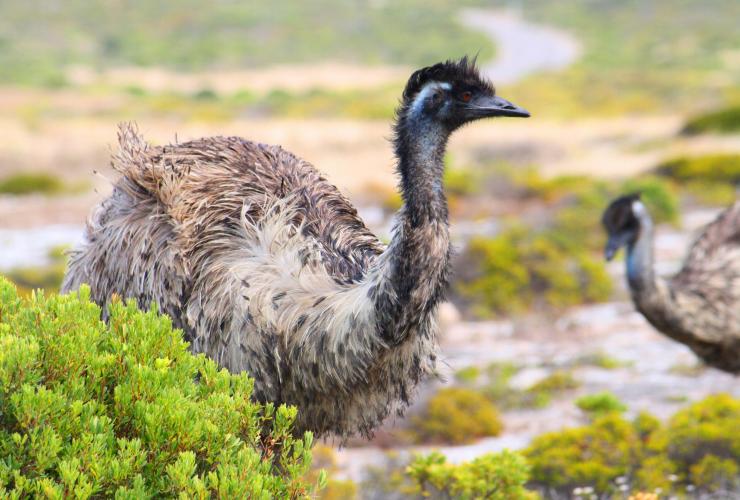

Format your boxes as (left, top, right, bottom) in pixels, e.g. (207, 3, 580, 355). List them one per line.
(461, 91, 472, 103)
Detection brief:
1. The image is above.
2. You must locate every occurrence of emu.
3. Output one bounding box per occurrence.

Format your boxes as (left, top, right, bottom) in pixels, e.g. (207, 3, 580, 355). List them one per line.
(602, 194, 740, 373)
(62, 57, 530, 438)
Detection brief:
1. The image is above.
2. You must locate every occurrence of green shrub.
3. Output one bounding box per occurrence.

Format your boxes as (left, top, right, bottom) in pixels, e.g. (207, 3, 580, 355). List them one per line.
(526, 395, 740, 496)
(574, 351, 627, 369)
(656, 154, 740, 185)
(682, 105, 740, 135)
(526, 413, 643, 494)
(683, 179, 738, 206)
(5, 246, 69, 296)
(443, 166, 480, 197)
(620, 176, 680, 225)
(0, 173, 65, 196)
(530, 371, 580, 394)
(650, 394, 740, 485)
(457, 226, 612, 317)
(454, 366, 481, 384)
(690, 455, 739, 492)
(410, 388, 502, 445)
(576, 392, 627, 417)
(0, 278, 320, 497)
(406, 450, 536, 500)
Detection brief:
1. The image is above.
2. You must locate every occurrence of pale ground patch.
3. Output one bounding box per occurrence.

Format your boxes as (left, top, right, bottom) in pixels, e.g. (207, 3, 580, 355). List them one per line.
(66, 63, 410, 94)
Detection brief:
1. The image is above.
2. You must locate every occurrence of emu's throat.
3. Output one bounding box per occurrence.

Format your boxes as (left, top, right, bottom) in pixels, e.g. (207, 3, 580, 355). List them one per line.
(394, 113, 450, 226)
(626, 208, 656, 293)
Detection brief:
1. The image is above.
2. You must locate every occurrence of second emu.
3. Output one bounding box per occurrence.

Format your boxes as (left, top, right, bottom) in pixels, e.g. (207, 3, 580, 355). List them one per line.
(62, 57, 530, 438)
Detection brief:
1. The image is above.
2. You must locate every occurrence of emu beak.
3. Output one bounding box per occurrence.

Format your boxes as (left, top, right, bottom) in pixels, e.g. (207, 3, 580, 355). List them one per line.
(604, 233, 629, 261)
(474, 95, 530, 118)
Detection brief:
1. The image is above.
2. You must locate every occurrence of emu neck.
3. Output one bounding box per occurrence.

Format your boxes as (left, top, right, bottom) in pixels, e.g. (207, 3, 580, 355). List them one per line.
(625, 213, 675, 332)
(395, 117, 449, 225)
(372, 115, 451, 345)
(626, 215, 656, 294)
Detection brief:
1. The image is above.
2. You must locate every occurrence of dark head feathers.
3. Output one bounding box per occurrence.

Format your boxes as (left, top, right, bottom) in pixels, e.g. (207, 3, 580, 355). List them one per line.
(602, 192, 642, 233)
(401, 56, 494, 103)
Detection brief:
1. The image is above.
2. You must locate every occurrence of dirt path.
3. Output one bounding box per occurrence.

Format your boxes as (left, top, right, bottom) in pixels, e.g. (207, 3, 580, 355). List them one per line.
(460, 8, 581, 84)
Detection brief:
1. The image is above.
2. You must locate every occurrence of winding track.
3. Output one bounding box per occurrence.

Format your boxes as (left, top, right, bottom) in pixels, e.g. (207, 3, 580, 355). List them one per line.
(459, 7, 581, 84)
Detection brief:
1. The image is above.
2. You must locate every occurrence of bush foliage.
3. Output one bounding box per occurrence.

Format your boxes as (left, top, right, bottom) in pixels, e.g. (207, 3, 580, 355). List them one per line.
(575, 392, 628, 418)
(0, 278, 320, 498)
(525, 394, 740, 497)
(682, 105, 740, 135)
(656, 154, 740, 185)
(406, 451, 535, 500)
(410, 388, 502, 445)
(457, 226, 613, 317)
(0, 173, 65, 196)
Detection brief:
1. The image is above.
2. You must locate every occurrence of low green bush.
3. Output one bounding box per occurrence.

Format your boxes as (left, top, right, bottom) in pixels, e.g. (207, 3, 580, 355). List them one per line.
(574, 351, 627, 370)
(456, 225, 612, 318)
(406, 450, 536, 500)
(0, 278, 320, 498)
(648, 394, 740, 489)
(527, 413, 642, 495)
(530, 371, 580, 394)
(682, 105, 740, 135)
(410, 388, 502, 445)
(5, 246, 69, 296)
(526, 395, 740, 497)
(576, 392, 627, 418)
(454, 366, 481, 384)
(0, 173, 65, 196)
(656, 154, 740, 185)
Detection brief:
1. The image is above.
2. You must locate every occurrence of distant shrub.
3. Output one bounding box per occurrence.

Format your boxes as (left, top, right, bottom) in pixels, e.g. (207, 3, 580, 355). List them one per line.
(0, 173, 65, 195)
(410, 388, 502, 444)
(530, 371, 580, 394)
(690, 455, 739, 492)
(456, 225, 612, 317)
(620, 176, 680, 225)
(682, 105, 740, 135)
(443, 166, 479, 197)
(656, 154, 740, 185)
(574, 351, 627, 369)
(526, 395, 740, 496)
(406, 450, 536, 500)
(454, 366, 481, 384)
(5, 246, 68, 296)
(683, 179, 738, 206)
(192, 88, 218, 100)
(576, 392, 627, 417)
(0, 278, 320, 497)
(526, 413, 642, 494)
(648, 394, 740, 488)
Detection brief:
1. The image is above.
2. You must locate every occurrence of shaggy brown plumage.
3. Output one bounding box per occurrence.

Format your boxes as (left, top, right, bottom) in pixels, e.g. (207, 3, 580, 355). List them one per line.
(603, 195, 740, 373)
(62, 58, 530, 438)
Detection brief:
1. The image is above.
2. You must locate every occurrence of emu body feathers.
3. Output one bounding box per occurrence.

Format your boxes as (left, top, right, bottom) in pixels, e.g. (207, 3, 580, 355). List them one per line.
(63, 126, 440, 438)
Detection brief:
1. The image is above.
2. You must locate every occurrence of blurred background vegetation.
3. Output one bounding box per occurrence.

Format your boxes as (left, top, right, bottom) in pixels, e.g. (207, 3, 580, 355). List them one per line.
(1, 0, 739, 498)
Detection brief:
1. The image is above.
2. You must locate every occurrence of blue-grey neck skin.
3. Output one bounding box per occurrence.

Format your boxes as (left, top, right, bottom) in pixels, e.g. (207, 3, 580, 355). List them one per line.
(394, 105, 451, 226)
(626, 207, 656, 293)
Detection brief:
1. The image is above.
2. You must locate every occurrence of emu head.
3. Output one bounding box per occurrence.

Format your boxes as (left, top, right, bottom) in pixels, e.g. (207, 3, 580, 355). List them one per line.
(602, 193, 646, 261)
(397, 56, 529, 135)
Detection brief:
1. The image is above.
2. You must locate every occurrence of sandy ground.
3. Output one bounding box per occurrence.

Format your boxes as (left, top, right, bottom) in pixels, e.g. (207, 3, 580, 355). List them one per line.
(65, 63, 410, 95)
